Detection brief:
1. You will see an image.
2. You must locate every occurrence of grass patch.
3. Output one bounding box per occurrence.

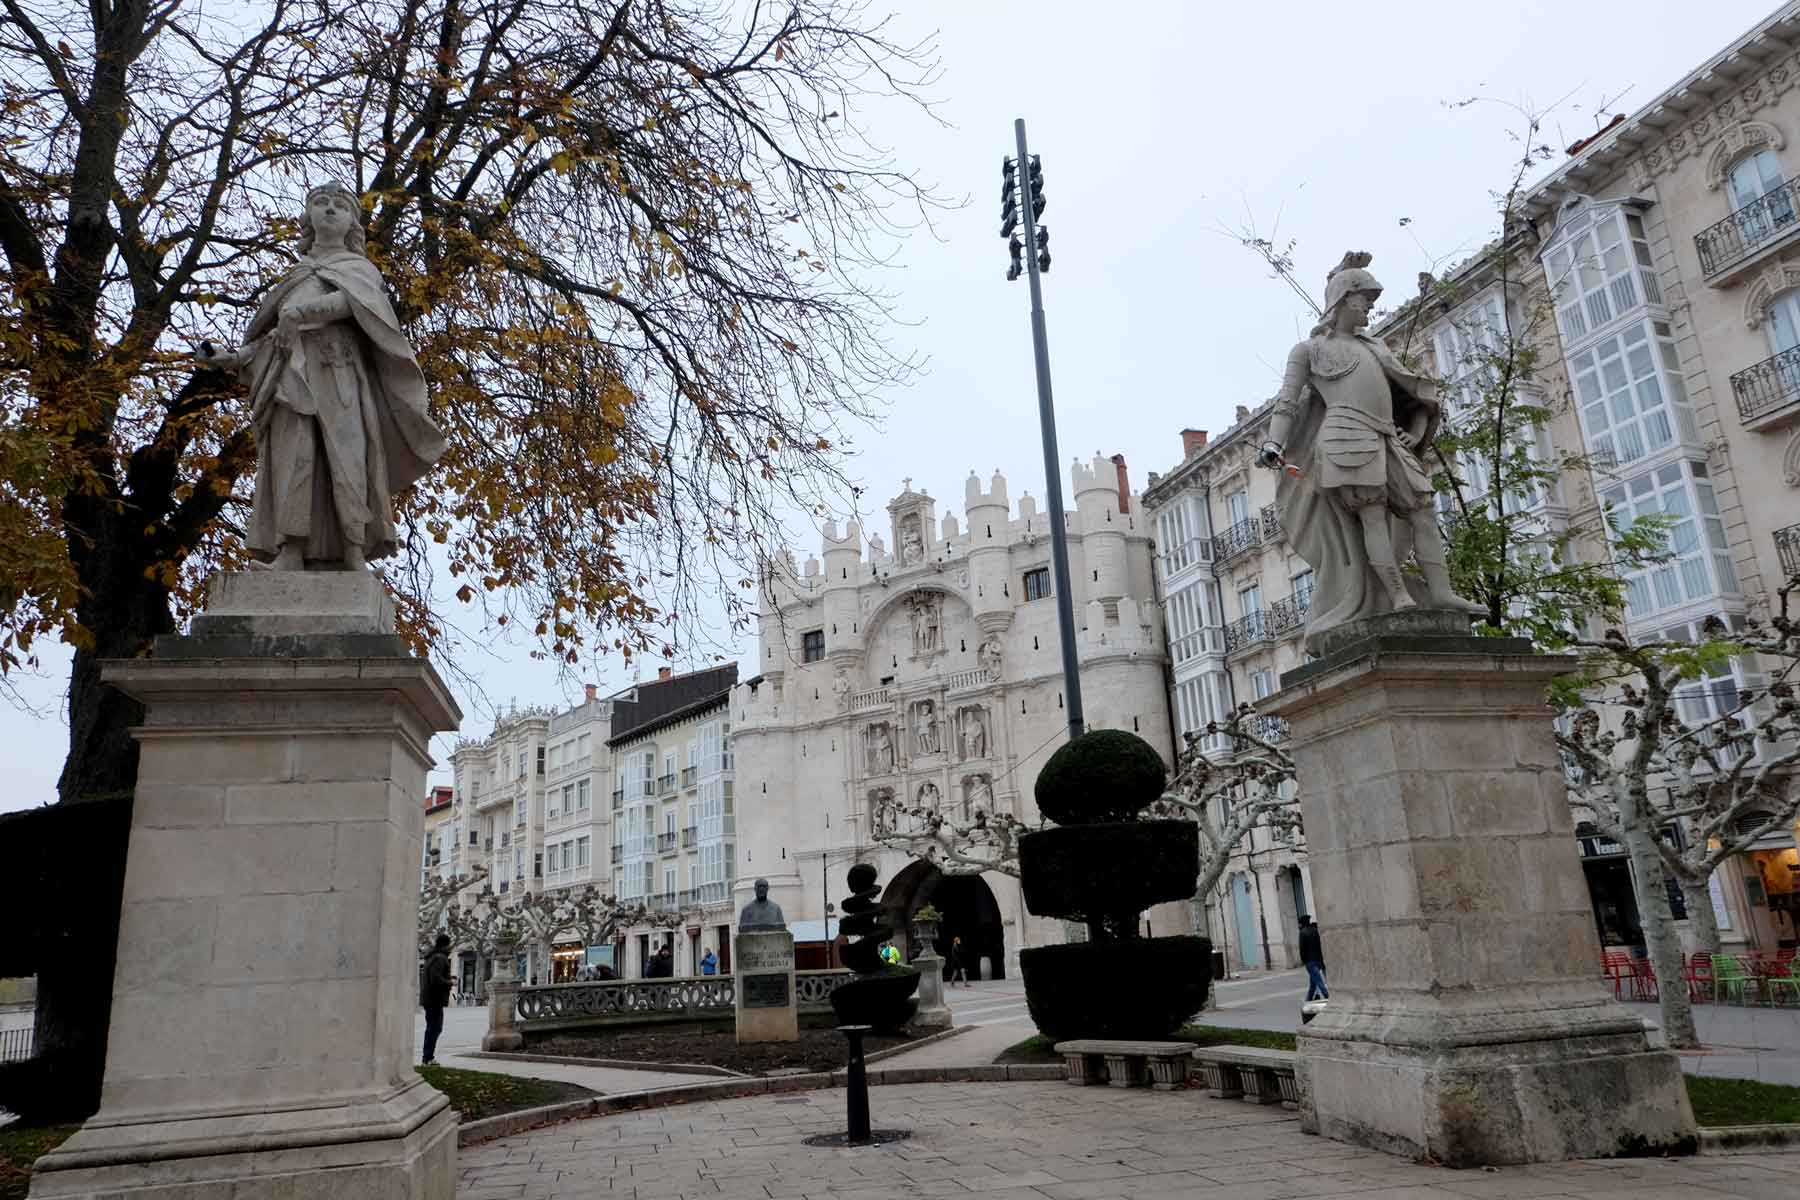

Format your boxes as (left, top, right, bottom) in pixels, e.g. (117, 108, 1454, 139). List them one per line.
(0, 1123, 77, 1200)
(417, 1065, 592, 1122)
(995, 1023, 1297, 1064)
(1685, 1074, 1800, 1127)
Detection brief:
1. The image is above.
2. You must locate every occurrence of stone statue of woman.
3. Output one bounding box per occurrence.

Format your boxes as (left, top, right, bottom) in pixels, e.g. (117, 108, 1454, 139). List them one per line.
(195, 182, 446, 570)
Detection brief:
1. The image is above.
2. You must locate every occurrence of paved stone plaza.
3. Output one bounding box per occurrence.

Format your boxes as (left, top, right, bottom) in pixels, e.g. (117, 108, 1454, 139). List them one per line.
(457, 1080, 1800, 1199)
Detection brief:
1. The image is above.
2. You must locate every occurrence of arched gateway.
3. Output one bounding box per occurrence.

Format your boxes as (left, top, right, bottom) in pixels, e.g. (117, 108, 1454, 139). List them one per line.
(880, 860, 1007, 979)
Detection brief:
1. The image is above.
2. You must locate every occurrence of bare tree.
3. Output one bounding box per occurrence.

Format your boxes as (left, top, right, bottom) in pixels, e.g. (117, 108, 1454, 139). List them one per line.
(1556, 577, 1800, 1049)
(418, 865, 489, 954)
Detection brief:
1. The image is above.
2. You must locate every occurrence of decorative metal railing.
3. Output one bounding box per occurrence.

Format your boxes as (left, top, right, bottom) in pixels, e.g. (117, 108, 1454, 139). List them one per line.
(1696, 176, 1800, 277)
(513, 970, 853, 1029)
(682, 826, 698, 848)
(1212, 517, 1262, 564)
(681, 766, 697, 787)
(1260, 503, 1282, 542)
(657, 774, 676, 795)
(1223, 610, 1269, 653)
(1777, 522, 1800, 579)
(1730, 345, 1800, 425)
(1265, 588, 1312, 638)
(0, 1027, 34, 1062)
(658, 832, 678, 854)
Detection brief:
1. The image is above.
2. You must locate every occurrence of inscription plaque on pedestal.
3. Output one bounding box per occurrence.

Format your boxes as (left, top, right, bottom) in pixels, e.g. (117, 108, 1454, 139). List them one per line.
(733, 928, 797, 1043)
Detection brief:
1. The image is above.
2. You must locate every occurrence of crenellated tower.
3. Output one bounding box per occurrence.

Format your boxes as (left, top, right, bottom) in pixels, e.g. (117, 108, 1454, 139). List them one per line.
(821, 518, 863, 664)
(965, 469, 1014, 635)
(1073, 452, 1127, 607)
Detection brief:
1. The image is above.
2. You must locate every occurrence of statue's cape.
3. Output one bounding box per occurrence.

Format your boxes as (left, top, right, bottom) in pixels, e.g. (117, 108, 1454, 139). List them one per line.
(1278, 334, 1439, 647)
(241, 250, 446, 492)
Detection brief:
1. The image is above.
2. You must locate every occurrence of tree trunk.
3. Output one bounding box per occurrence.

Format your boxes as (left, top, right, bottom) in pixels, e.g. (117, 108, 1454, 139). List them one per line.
(1681, 878, 1722, 956)
(57, 510, 178, 804)
(1619, 789, 1698, 1048)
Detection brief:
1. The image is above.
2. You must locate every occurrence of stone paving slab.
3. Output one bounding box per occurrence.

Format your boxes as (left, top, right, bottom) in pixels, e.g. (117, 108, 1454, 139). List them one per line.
(455, 1081, 1800, 1199)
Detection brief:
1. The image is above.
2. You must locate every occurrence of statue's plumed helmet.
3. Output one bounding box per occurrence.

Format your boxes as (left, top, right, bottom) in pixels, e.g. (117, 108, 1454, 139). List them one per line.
(1322, 250, 1382, 317)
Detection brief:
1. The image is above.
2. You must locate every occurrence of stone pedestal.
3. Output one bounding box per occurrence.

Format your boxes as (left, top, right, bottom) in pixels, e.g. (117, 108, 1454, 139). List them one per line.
(734, 930, 798, 1043)
(910, 953, 953, 1029)
(1263, 629, 1695, 1167)
(483, 945, 525, 1052)
(29, 572, 461, 1200)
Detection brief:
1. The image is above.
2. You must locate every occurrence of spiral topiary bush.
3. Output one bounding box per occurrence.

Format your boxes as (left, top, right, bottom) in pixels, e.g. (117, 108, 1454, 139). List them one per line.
(1019, 730, 1210, 1040)
(828, 862, 919, 1033)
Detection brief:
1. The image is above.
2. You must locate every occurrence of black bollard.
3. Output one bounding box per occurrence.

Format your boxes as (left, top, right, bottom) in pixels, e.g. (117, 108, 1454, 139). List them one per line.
(840, 1023, 872, 1144)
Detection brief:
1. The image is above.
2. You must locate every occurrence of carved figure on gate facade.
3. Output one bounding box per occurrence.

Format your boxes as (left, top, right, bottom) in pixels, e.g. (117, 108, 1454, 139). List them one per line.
(912, 700, 939, 756)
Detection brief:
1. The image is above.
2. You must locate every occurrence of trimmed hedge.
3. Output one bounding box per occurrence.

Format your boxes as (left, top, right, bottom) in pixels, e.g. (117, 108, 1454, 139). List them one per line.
(1034, 730, 1166, 826)
(1018, 937, 1213, 1040)
(1018, 822, 1199, 923)
(829, 967, 920, 1033)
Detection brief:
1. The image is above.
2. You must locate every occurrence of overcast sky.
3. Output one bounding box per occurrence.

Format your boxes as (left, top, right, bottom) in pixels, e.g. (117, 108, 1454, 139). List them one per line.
(0, 0, 1780, 812)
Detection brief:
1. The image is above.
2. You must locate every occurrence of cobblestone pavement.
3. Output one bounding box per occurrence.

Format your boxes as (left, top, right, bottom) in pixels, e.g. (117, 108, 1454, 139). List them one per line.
(457, 1080, 1800, 1199)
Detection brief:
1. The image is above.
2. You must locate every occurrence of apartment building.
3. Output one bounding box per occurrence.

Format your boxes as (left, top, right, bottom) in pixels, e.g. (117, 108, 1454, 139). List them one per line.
(606, 665, 739, 977)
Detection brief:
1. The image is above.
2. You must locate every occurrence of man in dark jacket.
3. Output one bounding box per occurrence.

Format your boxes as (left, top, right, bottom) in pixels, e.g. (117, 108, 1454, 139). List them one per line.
(421, 934, 452, 1065)
(1298, 915, 1328, 1001)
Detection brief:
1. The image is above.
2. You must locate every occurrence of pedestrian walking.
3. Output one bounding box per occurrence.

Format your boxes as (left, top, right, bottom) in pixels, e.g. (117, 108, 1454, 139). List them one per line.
(947, 936, 970, 987)
(421, 933, 452, 1065)
(1299, 915, 1328, 1001)
(700, 948, 718, 976)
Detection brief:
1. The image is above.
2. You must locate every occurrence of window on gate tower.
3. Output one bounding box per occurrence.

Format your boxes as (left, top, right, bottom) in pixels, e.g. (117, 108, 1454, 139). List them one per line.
(802, 629, 825, 662)
(1023, 567, 1051, 601)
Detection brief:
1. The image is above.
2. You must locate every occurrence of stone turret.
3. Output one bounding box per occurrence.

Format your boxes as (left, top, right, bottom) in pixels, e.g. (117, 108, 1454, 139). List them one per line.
(821, 518, 863, 663)
(1073, 452, 1127, 606)
(965, 470, 1013, 634)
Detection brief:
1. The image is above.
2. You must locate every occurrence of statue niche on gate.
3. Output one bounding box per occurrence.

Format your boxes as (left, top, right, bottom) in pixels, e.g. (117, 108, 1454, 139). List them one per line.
(1017, 730, 1211, 1039)
(829, 863, 919, 1033)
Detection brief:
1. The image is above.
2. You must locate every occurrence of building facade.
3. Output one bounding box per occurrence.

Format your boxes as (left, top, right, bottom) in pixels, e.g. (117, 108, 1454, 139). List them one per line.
(605, 665, 739, 978)
(421, 784, 455, 892)
(730, 459, 1181, 977)
(1143, 422, 1315, 972)
(1512, 4, 1800, 954)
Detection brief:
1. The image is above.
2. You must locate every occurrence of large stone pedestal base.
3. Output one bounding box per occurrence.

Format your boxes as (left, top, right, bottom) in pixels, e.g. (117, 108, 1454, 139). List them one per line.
(1266, 626, 1695, 1167)
(734, 931, 798, 1043)
(910, 953, 953, 1029)
(29, 571, 461, 1199)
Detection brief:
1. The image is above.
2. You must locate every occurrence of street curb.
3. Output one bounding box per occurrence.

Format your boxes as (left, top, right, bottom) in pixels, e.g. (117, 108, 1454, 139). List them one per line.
(464, 1050, 745, 1078)
(1698, 1123, 1800, 1154)
(865, 1024, 970, 1064)
(455, 1059, 1062, 1146)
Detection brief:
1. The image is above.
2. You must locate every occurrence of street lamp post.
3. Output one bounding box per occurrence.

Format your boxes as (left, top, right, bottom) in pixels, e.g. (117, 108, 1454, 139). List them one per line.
(1002, 119, 1083, 743)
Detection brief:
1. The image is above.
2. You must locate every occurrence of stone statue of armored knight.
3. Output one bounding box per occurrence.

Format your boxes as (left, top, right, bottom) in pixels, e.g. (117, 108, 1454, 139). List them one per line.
(1259, 251, 1482, 654)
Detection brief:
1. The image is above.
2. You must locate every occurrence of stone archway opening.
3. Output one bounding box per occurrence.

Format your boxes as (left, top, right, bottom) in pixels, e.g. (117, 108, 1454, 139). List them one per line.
(879, 862, 1006, 980)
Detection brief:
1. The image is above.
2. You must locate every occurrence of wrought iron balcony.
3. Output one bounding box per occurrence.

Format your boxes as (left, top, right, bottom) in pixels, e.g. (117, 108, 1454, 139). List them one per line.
(1777, 522, 1800, 580)
(1266, 588, 1312, 638)
(611, 787, 625, 808)
(1730, 344, 1800, 427)
(1260, 503, 1282, 542)
(1695, 176, 1800, 278)
(657, 773, 676, 795)
(1244, 713, 1289, 743)
(1212, 517, 1262, 564)
(1223, 609, 1270, 654)
(681, 766, 697, 787)
(658, 831, 678, 855)
(682, 826, 698, 848)
(610, 843, 624, 864)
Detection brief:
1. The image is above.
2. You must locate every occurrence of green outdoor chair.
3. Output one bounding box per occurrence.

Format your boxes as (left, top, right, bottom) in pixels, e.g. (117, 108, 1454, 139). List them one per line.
(1762, 959, 1800, 1007)
(1713, 954, 1759, 1005)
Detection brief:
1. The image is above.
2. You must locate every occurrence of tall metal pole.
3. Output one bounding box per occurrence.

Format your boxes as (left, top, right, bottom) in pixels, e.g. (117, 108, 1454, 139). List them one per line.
(1013, 118, 1084, 742)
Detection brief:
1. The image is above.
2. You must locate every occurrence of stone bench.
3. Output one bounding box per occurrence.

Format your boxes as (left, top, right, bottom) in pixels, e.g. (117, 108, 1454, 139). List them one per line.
(1052, 1040, 1193, 1090)
(1191, 1045, 1298, 1107)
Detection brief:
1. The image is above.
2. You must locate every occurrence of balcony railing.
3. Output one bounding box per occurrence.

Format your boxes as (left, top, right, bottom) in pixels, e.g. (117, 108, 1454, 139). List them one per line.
(1223, 609, 1270, 654)
(1266, 588, 1312, 638)
(1212, 517, 1262, 565)
(611, 787, 625, 808)
(657, 773, 676, 795)
(1777, 522, 1800, 579)
(1260, 503, 1281, 542)
(658, 831, 678, 855)
(681, 766, 697, 787)
(682, 826, 698, 848)
(1696, 176, 1800, 278)
(611, 843, 624, 864)
(0, 1027, 34, 1062)
(1730, 344, 1800, 427)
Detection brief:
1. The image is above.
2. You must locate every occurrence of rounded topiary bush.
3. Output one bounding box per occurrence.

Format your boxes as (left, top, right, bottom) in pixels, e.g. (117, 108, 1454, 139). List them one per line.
(1019, 936, 1213, 1040)
(1018, 821, 1200, 923)
(1034, 729, 1167, 825)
